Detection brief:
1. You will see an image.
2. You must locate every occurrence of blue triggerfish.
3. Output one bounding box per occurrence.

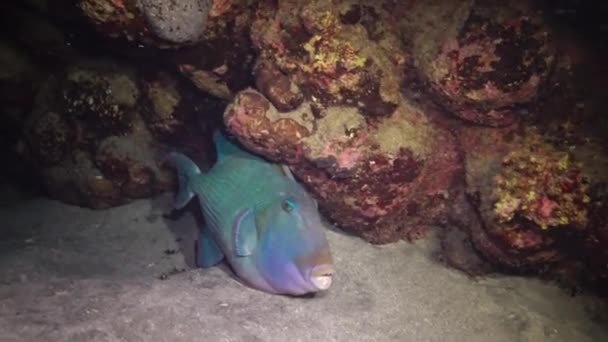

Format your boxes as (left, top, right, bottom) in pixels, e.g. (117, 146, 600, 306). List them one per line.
(166, 131, 334, 295)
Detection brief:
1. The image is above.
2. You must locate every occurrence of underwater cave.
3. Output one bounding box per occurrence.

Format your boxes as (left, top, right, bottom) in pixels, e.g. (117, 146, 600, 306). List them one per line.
(1, 0, 608, 341)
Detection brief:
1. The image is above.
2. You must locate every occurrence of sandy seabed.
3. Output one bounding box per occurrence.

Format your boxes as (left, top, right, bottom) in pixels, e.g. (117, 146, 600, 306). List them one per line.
(0, 190, 606, 342)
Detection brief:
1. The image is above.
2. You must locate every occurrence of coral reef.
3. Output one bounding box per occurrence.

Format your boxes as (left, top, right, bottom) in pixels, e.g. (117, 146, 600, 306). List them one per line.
(161, 0, 256, 100)
(221, 0, 469, 243)
(139, 0, 210, 44)
(24, 109, 72, 165)
(1, 0, 607, 296)
(62, 64, 139, 135)
(438, 1, 608, 290)
(140, 70, 222, 168)
(398, 0, 555, 126)
(453, 122, 608, 294)
(77, 0, 207, 48)
(458, 125, 563, 269)
(78, 0, 256, 99)
(141, 71, 199, 138)
(492, 131, 589, 230)
(18, 61, 214, 209)
(225, 87, 460, 243)
(250, 0, 405, 116)
(78, 0, 251, 47)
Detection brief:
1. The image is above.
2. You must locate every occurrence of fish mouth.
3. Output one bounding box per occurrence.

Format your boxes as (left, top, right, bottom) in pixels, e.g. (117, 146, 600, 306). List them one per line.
(309, 264, 334, 291)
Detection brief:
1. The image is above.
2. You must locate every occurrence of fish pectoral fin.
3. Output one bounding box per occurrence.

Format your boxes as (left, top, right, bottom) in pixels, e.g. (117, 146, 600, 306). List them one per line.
(232, 207, 258, 257)
(196, 228, 224, 268)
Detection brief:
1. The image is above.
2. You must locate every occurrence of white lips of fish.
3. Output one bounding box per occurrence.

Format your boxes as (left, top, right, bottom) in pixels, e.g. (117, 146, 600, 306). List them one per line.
(309, 264, 335, 290)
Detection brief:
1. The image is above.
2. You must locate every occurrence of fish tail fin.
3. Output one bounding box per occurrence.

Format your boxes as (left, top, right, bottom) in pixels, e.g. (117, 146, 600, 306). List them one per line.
(165, 152, 202, 209)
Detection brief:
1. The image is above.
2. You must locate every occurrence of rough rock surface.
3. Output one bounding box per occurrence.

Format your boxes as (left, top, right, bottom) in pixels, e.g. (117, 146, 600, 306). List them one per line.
(0, 40, 46, 193)
(2, 0, 608, 296)
(225, 88, 460, 244)
(139, 0, 210, 44)
(223, 0, 461, 243)
(78, 0, 256, 99)
(18, 61, 215, 209)
(398, 0, 555, 127)
(251, 0, 405, 115)
(78, 0, 210, 47)
(429, 2, 608, 291)
(457, 125, 564, 270)
(0, 40, 39, 124)
(452, 123, 608, 293)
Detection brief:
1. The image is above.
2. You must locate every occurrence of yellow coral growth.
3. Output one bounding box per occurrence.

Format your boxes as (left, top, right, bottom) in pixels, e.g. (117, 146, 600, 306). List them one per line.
(492, 129, 589, 230)
(302, 35, 366, 75)
(258, 2, 370, 97)
(312, 10, 337, 33)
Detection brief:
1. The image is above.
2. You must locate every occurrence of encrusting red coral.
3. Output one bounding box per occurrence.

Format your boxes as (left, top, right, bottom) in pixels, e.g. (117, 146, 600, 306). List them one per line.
(492, 129, 590, 230)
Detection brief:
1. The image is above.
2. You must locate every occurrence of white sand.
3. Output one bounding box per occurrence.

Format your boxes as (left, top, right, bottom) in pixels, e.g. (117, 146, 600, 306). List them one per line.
(0, 193, 606, 342)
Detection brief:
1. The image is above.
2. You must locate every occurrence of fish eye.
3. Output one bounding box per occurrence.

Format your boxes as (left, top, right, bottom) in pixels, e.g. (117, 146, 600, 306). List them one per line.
(281, 199, 296, 212)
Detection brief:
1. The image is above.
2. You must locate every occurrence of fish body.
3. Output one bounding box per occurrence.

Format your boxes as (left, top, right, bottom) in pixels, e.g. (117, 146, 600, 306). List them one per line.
(167, 131, 334, 295)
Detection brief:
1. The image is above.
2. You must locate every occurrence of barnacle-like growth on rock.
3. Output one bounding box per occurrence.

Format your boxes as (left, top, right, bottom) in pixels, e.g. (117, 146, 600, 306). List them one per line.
(492, 129, 589, 229)
(63, 66, 139, 135)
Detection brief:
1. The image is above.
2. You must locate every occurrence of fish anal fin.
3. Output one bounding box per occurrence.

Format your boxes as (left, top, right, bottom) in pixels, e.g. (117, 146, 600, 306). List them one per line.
(196, 228, 224, 268)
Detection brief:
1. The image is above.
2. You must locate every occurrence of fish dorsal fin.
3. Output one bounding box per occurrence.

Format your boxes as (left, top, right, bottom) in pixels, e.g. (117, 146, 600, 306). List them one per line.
(213, 130, 252, 162)
(232, 207, 258, 257)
